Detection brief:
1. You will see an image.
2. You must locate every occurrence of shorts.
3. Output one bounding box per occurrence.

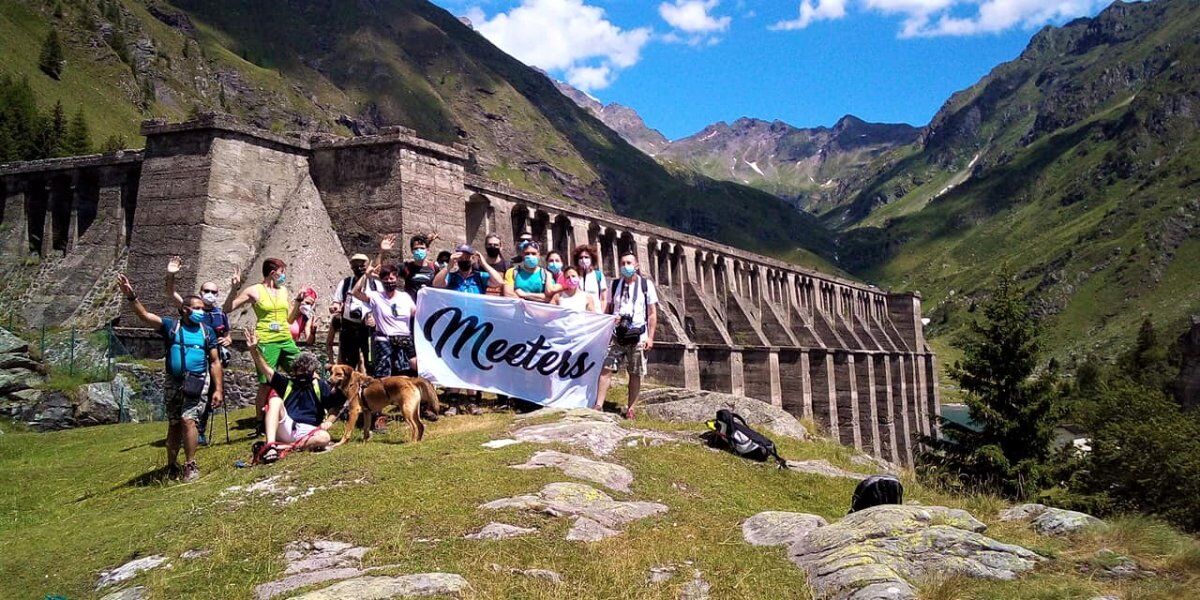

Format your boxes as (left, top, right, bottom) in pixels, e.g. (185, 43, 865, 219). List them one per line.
(258, 339, 301, 383)
(604, 341, 647, 376)
(373, 336, 414, 377)
(165, 373, 210, 423)
(277, 408, 320, 444)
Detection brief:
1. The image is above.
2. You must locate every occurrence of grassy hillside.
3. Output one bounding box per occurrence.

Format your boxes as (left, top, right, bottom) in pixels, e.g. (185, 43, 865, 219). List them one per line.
(0, 0, 834, 262)
(835, 0, 1200, 361)
(1, 403, 1197, 599)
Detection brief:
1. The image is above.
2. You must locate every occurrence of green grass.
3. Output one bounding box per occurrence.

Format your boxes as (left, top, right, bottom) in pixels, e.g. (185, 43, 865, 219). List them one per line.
(1, 394, 1197, 599)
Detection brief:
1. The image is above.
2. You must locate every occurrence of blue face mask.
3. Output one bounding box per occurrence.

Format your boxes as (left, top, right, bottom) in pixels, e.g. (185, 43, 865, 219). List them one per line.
(274, 272, 287, 286)
(547, 261, 562, 274)
(523, 255, 539, 269)
(621, 265, 637, 278)
(413, 248, 428, 261)
(188, 310, 205, 324)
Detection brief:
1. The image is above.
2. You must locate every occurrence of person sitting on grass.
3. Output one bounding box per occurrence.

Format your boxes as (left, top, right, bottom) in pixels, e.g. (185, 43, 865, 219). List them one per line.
(117, 273, 223, 482)
(244, 328, 346, 458)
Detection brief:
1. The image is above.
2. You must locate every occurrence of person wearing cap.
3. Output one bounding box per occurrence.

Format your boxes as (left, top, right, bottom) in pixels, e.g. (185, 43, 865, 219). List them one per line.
(400, 232, 440, 302)
(510, 231, 534, 266)
(330, 248, 381, 369)
(164, 255, 232, 447)
(433, 244, 505, 294)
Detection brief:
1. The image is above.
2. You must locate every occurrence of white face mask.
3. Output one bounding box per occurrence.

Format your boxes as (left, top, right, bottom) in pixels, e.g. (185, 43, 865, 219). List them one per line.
(201, 291, 219, 305)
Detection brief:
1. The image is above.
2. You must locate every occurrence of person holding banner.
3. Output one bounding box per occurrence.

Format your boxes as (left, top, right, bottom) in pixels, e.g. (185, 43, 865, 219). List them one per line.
(503, 241, 559, 303)
(596, 251, 657, 418)
(573, 244, 608, 313)
(552, 265, 598, 313)
(433, 244, 504, 294)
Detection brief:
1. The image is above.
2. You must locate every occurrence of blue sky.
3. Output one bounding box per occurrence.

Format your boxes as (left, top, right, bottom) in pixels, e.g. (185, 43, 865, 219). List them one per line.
(430, 0, 1112, 139)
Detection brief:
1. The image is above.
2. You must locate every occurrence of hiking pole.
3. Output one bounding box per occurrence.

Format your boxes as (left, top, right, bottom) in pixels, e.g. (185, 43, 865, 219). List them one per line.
(222, 396, 230, 444)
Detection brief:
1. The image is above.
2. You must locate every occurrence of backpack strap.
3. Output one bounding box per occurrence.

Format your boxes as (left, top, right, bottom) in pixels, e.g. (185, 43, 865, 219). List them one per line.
(283, 379, 322, 403)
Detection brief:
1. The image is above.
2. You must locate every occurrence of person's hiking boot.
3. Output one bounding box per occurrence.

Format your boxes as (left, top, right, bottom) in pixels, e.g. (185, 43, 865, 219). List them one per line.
(166, 463, 182, 480)
(198, 434, 209, 447)
(182, 461, 200, 483)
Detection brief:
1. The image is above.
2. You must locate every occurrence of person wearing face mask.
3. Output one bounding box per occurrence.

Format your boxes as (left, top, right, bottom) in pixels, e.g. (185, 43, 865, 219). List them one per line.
(545, 250, 566, 284)
(596, 251, 658, 418)
(245, 329, 347, 459)
(117, 273, 224, 482)
(433, 244, 505, 294)
(331, 250, 382, 371)
(400, 232, 440, 300)
(511, 232, 535, 266)
(290, 288, 319, 346)
(552, 265, 598, 313)
(164, 256, 232, 446)
(351, 263, 419, 378)
(503, 241, 559, 302)
(482, 234, 507, 297)
(572, 244, 609, 313)
(226, 258, 303, 435)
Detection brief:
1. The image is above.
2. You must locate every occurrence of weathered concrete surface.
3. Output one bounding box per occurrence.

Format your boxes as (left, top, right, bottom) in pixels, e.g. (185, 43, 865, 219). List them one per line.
(511, 450, 635, 493)
(639, 387, 809, 440)
(789, 505, 1042, 600)
(998, 503, 1105, 536)
(511, 410, 678, 456)
(742, 511, 828, 547)
(285, 573, 470, 599)
(481, 482, 667, 540)
(464, 522, 536, 541)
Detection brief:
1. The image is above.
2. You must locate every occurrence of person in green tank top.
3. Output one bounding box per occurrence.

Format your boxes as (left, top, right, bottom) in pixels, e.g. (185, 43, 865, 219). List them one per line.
(225, 258, 302, 434)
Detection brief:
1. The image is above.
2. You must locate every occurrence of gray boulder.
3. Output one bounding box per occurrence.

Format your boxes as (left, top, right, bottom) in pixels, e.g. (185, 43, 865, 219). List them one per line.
(789, 505, 1042, 600)
(28, 392, 77, 431)
(100, 586, 146, 600)
(639, 388, 808, 440)
(0, 328, 28, 354)
(0, 367, 42, 394)
(511, 410, 678, 456)
(511, 450, 635, 493)
(286, 573, 470, 599)
(75, 377, 135, 426)
(785, 459, 869, 480)
(742, 511, 828, 547)
(998, 503, 1104, 536)
(464, 522, 536, 541)
(96, 555, 170, 590)
(481, 482, 667, 541)
(0, 353, 42, 371)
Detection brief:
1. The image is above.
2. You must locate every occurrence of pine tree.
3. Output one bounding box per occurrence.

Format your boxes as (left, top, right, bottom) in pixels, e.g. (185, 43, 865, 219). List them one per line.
(62, 108, 91, 155)
(1122, 318, 1173, 391)
(39, 30, 65, 79)
(922, 273, 1058, 498)
(35, 101, 68, 158)
(100, 133, 127, 154)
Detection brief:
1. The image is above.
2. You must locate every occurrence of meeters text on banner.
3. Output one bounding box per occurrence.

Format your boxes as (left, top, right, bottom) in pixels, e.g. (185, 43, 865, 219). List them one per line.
(414, 287, 616, 408)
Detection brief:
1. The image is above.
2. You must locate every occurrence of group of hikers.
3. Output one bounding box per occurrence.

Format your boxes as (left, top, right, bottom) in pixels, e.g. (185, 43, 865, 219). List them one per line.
(115, 231, 659, 481)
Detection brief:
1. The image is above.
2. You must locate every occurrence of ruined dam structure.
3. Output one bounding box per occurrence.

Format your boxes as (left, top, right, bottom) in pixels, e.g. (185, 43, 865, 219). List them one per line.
(0, 115, 939, 465)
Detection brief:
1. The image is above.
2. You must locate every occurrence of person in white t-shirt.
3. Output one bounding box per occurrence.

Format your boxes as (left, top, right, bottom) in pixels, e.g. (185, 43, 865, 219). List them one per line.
(552, 265, 598, 313)
(351, 263, 417, 377)
(572, 244, 608, 313)
(596, 251, 657, 418)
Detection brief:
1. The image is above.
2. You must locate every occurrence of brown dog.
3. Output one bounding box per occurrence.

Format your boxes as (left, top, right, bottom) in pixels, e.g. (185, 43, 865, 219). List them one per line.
(328, 364, 441, 445)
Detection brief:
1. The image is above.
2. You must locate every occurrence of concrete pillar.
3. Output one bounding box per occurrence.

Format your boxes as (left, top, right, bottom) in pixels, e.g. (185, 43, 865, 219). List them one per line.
(847, 354, 862, 450)
(865, 355, 881, 458)
(99, 185, 127, 259)
(631, 232, 651, 278)
(684, 346, 700, 390)
(572, 221, 591, 254)
(730, 349, 745, 396)
(544, 215, 555, 256)
(928, 354, 942, 441)
(895, 355, 914, 466)
(1, 188, 28, 256)
(911, 354, 927, 439)
(881, 356, 900, 465)
(768, 349, 782, 408)
(800, 351, 813, 421)
(824, 353, 838, 436)
(40, 185, 53, 257)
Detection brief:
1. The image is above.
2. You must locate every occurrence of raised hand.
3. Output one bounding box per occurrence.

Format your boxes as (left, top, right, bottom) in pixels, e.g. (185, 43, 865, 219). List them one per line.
(115, 274, 134, 297)
(380, 234, 397, 252)
(427, 232, 440, 243)
(166, 256, 183, 274)
(231, 270, 243, 289)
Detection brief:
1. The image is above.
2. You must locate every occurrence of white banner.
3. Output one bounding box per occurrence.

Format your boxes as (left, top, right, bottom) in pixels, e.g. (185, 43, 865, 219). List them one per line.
(414, 287, 615, 408)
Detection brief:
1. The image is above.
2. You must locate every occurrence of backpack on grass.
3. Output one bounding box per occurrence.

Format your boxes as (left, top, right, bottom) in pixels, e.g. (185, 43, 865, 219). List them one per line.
(849, 474, 903, 513)
(705, 409, 786, 466)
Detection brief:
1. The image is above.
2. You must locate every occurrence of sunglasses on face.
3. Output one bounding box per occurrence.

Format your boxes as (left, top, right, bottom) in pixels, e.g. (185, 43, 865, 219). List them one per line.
(201, 289, 219, 294)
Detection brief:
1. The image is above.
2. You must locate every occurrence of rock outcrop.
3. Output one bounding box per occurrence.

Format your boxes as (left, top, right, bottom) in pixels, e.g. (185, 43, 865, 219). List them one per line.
(788, 505, 1042, 600)
(480, 482, 667, 542)
(285, 573, 469, 599)
(0, 328, 45, 418)
(998, 503, 1104, 535)
(511, 409, 678, 456)
(511, 450, 635, 493)
(639, 388, 809, 440)
(742, 511, 828, 547)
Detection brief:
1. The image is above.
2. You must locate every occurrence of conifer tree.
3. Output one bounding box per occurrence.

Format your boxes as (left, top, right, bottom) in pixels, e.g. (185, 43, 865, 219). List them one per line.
(39, 30, 65, 79)
(63, 108, 91, 155)
(922, 272, 1058, 498)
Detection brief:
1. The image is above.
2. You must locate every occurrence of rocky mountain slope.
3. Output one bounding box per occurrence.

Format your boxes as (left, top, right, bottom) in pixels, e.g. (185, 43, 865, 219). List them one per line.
(0, 0, 834, 262)
(552, 80, 670, 155)
(836, 0, 1200, 358)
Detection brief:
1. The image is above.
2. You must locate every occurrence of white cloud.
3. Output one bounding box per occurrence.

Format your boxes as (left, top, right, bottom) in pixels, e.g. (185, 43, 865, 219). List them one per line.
(770, 0, 847, 31)
(467, 0, 652, 90)
(771, 0, 1105, 37)
(659, 0, 732, 33)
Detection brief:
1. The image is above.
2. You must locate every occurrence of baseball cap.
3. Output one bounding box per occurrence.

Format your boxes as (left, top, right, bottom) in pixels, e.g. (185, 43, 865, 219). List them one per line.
(457, 244, 474, 254)
(350, 253, 370, 263)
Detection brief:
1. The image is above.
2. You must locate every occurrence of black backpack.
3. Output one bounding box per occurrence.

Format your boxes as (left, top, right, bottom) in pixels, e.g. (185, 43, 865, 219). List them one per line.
(707, 409, 786, 466)
(849, 474, 903, 513)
